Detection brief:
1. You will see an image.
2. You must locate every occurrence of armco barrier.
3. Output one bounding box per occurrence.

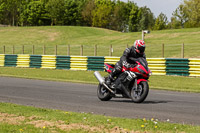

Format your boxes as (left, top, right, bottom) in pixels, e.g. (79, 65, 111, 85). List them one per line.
(104, 56, 120, 64)
(30, 55, 42, 68)
(87, 56, 104, 71)
(189, 58, 200, 76)
(0, 54, 5, 67)
(5, 54, 17, 67)
(1, 54, 200, 77)
(56, 55, 71, 69)
(166, 58, 189, 76)
(146, 58, 166, 75)
(17, 54, 30, 68)
(70, 56, 88, 70)
(41, 55, 56, 69)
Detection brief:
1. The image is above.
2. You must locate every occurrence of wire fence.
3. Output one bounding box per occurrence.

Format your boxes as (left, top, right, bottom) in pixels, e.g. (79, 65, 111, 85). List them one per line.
(0, 43, 197, 58)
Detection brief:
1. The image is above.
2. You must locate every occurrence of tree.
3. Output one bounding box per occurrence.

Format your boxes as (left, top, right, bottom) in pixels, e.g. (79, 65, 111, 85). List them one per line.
(0, 0, 159, 31)
(153, 13, 168, 30)
(183, 0, 200, 27)
(18, 0, 29, 26)
(82, 0, 95, 26)
(0, 0, 20, 26)
(0, 0, 7, 24)
(137, 6, 155, 31)
(92, 0, 114, 28)
(64, 0, 86, 26)
(19, 0, 50, 26)
(110, 0, 128, 31)
(46, 0, 65, 25)
(171, 4, 188, 28)
(172, 0, 200, 28)
(128, 2, 139, 32)
(168, 16, 182, 29)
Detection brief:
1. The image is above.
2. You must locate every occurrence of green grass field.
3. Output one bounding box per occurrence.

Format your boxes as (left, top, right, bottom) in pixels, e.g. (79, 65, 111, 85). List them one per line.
(0, 102, 199, 133)
(0, 26, 200, 58)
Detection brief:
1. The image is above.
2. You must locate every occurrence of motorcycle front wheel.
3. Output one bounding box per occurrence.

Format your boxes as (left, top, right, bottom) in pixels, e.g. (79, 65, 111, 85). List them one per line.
(97, 84, 112, 101)
(130, 81, 149, 103)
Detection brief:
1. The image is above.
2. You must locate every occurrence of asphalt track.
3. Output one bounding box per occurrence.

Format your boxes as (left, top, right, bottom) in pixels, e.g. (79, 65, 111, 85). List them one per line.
(0, 77, 199, 125)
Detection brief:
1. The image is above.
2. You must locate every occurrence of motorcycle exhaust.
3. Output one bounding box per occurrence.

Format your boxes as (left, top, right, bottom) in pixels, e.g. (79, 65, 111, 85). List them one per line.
(94, 71, 115, 94)
(94, 71, 105, 84)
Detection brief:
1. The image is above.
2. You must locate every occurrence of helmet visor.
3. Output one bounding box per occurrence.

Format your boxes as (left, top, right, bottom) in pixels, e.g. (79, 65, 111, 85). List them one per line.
(138, 46, 145, 54)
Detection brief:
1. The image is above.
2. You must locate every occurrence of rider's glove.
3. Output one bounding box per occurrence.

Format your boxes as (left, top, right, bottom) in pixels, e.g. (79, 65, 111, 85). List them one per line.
(122, 61, 131, 68)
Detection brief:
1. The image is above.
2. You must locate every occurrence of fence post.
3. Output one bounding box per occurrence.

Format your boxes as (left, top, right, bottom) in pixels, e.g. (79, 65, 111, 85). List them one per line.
(55, 45, 57, 55)
(67, 45, 70, 56)
(22, 45, 24, 54)
(142, 30, 144, 41)
(162, 43, 164, 58)
(32, 45, 34, 55)
(3, 46, 5, 54)
(181, 43, 184, 58)
(12, 45, 14, 54)
(80, 45, 83, 56)
(94, 45, 97, 56)
(109, 44, 113, 56)
(43, 45, 45, 55)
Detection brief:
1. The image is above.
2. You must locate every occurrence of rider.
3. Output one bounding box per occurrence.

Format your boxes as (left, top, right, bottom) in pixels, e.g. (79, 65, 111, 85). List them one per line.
(106, 40, 146, 96)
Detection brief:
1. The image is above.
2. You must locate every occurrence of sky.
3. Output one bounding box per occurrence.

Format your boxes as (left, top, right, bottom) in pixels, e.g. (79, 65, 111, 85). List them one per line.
(122, 0, 184, 20)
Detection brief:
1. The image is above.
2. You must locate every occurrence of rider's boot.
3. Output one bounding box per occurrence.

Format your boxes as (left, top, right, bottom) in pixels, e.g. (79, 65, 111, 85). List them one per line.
(106, 63, 122, 86)
(105, 75, 114, 85)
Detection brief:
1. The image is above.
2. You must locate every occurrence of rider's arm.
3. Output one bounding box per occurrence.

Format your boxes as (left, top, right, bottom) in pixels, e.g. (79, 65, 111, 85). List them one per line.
(120, 48, 131, 62)
(120, 48, 132, 68)
(143, 53, 146, 59)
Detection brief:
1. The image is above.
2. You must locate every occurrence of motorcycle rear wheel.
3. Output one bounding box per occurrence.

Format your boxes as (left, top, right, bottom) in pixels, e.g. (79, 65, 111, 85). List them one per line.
(97, 84, 112, 101)
(130, 81, 149, 103)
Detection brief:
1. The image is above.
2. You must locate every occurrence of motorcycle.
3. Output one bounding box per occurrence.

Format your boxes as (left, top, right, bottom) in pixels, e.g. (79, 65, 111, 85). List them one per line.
(94, 57, 151, 103)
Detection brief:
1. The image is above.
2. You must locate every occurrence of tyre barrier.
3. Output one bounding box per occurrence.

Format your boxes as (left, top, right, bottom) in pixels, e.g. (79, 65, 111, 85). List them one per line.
(0, 54, 200, 77)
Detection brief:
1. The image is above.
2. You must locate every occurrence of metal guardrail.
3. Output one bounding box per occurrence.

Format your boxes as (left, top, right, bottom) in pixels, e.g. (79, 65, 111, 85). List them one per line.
(0, 54, 200, 77)
(147, 58, 166, 75)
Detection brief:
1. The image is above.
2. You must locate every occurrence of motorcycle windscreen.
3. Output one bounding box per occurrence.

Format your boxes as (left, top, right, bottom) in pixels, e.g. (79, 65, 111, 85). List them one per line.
(137, 57, 149, 71)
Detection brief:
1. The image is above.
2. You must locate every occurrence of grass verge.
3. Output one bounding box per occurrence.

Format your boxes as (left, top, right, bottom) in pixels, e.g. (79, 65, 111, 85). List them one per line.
(0, 67, 200, 93)
(0, 102, 200, 133)
(0, 26, 200, 58)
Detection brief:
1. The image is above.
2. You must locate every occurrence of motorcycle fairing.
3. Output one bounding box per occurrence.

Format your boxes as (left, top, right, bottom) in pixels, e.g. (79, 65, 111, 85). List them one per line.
(137, 79, 147, 84)
(104, 63, 114, 73)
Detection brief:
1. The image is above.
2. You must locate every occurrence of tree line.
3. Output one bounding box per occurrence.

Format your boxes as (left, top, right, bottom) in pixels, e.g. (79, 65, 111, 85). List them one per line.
(0, 0, 199, 32)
